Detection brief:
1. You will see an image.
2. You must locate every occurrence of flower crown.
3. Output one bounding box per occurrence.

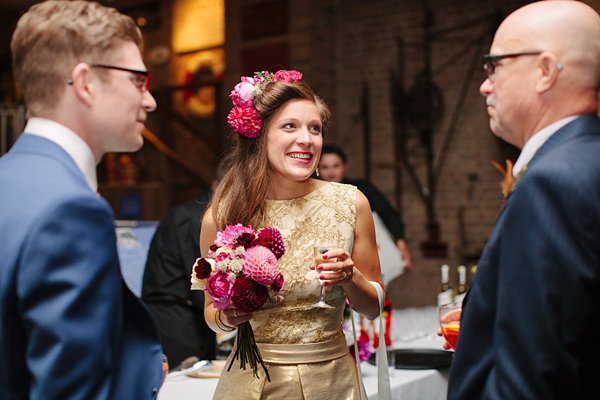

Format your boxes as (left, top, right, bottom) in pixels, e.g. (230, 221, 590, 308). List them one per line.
(227, 70, 303, 138)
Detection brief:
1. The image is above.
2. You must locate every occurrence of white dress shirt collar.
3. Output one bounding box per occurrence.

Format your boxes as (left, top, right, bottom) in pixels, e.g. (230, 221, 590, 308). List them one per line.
(24, 117, 98, 192)
(513, 115, 580, 177)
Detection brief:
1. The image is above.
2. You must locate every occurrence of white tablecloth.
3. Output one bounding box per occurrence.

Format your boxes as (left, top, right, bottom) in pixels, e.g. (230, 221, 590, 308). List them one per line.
(159, 336, 449, 400)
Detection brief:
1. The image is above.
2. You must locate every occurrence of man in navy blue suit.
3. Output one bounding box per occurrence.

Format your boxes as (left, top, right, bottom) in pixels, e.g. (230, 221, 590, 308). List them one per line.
(0, 1, 164, 399)
(447, 1, 600, 399)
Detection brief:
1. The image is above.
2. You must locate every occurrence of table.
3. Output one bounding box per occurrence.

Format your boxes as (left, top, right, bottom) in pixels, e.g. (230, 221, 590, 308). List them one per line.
(159, 336, 449, 400)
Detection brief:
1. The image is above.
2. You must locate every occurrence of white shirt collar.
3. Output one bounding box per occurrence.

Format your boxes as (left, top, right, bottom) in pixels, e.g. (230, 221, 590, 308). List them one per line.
(513, 115, 580, 177)
(24, 117, 98, 192)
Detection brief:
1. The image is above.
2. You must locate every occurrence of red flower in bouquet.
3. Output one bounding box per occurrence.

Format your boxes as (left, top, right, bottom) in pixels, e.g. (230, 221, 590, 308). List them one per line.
(231, 276, 269, 313)
(190, 224, 286, 380)
(206, 270, 234, 310)
(271, 273, 284, 292)
(253, 226, 285, 259)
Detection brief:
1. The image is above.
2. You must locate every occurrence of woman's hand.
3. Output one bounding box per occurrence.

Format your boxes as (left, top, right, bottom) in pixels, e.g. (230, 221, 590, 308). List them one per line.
(220, 307, 253, 328)
(311, 247, 355, 286)
(437, 308, 461, 350)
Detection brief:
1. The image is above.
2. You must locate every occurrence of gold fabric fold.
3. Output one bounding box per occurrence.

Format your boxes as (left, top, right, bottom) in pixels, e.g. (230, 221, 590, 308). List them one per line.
(258, 335, 348, 364)
(212, 338, 361, 400)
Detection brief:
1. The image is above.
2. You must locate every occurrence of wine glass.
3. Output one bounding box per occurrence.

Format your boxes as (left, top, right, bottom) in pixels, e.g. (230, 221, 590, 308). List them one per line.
(439, 302, 462, 350)
(312, 240, 342, 308)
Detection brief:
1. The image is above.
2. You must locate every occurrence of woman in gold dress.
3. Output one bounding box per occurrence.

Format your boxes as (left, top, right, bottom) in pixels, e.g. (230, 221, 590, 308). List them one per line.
(200, 70, 384, 399)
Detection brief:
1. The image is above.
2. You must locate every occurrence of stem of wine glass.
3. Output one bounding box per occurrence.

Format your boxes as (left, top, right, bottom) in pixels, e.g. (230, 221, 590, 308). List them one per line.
(319, 284, 326, 302)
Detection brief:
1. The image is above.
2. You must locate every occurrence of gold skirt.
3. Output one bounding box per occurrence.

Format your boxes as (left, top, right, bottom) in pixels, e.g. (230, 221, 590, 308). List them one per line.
(212, 336, 362, 400)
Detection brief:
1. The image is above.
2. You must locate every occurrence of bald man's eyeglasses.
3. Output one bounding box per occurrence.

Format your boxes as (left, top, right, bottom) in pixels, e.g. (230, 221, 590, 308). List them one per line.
(482, 52, 542, 82)
(91, 64, 151, 92)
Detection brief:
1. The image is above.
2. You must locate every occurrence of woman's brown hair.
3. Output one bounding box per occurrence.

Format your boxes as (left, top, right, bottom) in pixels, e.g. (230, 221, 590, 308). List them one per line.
(211, 80, 330, 230)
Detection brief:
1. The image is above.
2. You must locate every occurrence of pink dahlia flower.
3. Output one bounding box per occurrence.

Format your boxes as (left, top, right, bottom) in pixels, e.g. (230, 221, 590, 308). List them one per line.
(230, 80, 255, 107)
(206, 270, 233, 310)
(273, 70, 302, 83)
(227, 106, 262, 138)
(242, 246, 278, 286)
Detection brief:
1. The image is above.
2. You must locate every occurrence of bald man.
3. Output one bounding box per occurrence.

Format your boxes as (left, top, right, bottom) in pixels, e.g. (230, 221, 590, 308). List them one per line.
(447, 2, 600, 399)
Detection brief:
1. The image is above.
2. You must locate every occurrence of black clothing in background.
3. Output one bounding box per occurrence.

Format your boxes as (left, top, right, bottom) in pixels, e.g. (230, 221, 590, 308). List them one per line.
(344, 179, 405, 240)
(142, 192, 216, 368)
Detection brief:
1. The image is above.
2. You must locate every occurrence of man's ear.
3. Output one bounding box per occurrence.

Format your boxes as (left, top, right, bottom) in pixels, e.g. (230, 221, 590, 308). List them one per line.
(535, 52, 562, 94)
(69, 63, 95, 107)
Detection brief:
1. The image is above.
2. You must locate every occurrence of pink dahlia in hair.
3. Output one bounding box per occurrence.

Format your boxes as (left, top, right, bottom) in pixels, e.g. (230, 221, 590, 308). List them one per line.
(242, 246, 278, 286)
(253, 227, 285, 259)
(273, 70, 302, 83)
(231, 276, 269, 313)
(227, 106, 262, 138)
(251, 71, 271, 86)
(206, 270, 234, 310)
(230, 79, 256, 107)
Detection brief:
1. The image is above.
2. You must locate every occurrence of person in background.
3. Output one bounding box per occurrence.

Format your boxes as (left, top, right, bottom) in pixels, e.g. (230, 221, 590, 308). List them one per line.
(142, 161, 228, 369)
(0, 1, 163, 399)
(446, 2, 600, 399)
(319, 144, 413, 270)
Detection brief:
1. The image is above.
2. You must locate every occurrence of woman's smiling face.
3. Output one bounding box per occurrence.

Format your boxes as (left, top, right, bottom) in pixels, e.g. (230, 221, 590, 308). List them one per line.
(265, 98, 323, 185)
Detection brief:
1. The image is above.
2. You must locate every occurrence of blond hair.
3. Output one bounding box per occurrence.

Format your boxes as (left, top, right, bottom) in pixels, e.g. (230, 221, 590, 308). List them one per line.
(212, 80, 330, 230)
(11, 0, 143, 116)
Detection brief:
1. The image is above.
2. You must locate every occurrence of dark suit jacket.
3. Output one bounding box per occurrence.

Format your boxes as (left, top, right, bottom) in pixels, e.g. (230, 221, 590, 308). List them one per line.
(344, 179, 405, 240)
(142, 193, 216, 368)
(448, 114, 600, 399)
(0, 134, 163, 399)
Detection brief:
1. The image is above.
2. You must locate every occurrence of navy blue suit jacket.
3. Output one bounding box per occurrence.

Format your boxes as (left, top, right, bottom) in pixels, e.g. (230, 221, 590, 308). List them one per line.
(0, 134, 164, 399)
(448, 114, 600, 399)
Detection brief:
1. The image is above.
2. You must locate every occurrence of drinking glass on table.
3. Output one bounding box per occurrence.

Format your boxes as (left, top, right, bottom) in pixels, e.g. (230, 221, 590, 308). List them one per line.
(439, 302, 462, 350)
(312, 239, 343, 309)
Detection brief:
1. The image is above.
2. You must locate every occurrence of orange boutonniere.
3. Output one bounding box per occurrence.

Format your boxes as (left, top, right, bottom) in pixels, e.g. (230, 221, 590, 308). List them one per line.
(491, 159, 527, 199)
(491, 159, 514, 199)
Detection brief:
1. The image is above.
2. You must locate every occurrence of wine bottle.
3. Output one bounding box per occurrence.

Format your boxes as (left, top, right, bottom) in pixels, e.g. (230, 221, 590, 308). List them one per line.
(437, 264, 454, 307)
(455, 265, 469, 303)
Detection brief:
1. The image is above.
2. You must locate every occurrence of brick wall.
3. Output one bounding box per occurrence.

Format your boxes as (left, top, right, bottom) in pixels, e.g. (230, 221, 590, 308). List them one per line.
(220, 0, 600, 306)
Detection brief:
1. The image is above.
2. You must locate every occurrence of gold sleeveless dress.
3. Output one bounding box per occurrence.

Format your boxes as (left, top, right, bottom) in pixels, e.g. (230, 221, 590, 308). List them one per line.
(212, 182, 362, 400)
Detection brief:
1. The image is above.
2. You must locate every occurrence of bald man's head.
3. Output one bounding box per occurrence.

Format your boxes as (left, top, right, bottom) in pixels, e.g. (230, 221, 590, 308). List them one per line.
(480, 1, 600, 148)
(499, 1, 600, 89)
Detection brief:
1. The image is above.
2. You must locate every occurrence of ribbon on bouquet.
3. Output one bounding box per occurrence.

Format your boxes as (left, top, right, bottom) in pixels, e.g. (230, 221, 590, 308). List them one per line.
(352, 281, 392, 400)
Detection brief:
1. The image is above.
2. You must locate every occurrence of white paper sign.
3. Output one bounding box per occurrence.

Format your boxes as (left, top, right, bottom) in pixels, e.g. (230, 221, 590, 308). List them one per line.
(372, 211, 406, 288)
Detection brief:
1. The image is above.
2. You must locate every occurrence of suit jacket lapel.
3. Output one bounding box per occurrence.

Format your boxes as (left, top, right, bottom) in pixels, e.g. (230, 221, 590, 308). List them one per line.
(528, 114, 600, 170)
(9, 134, 88, 187)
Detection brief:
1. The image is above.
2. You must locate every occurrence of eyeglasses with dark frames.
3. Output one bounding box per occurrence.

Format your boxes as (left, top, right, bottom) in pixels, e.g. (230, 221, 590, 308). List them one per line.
(90, 63, 151, 92)
(482, 51, 542, 82)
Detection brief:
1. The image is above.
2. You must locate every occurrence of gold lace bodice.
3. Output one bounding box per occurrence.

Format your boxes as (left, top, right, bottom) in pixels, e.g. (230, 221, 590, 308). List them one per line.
(251, 182, 357, 344)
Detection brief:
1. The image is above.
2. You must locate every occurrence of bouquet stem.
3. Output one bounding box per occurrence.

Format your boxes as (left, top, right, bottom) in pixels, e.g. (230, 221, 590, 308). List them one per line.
(227, 321, 271, 381)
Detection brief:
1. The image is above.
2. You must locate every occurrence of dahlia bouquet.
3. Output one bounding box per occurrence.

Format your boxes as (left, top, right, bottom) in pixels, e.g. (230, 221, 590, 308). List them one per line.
(191, 224, 285, 380)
